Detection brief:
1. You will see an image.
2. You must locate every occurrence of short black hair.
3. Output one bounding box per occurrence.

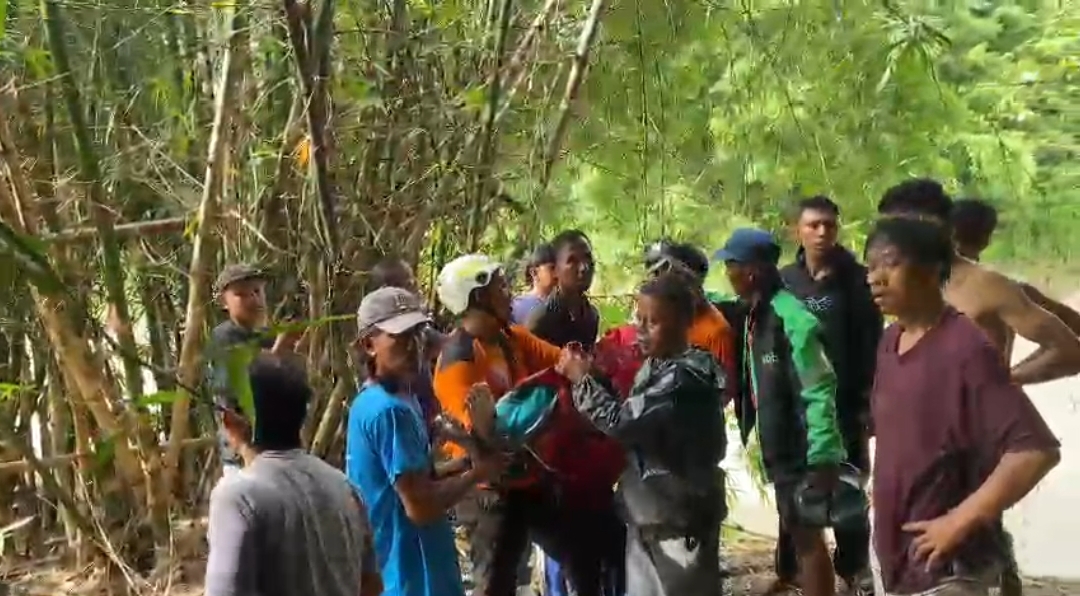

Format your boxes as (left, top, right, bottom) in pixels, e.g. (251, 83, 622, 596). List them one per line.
(370, 257, 412, 289)
(865, 216, 953, 284)
(877, 178, 954, 222)
(952, 198, 998, 246)
(638, 272, 697, 325)
(667, 242, 709, 279)
(247, 354, 310, 450)
(550, 229, 592, 256)
(644, 240, 709, 279)
(795, 195, 840, 219)
(524, 242, 556, 283)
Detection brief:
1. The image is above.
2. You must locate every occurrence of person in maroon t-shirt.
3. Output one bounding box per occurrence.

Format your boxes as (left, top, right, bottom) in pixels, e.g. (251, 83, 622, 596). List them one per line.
(864, 216, 1060, 596)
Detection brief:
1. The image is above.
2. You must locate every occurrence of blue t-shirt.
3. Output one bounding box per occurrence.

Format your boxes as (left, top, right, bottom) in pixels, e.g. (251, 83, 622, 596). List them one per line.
(346, 384, 464, 596)
(511, 293, 544, 324)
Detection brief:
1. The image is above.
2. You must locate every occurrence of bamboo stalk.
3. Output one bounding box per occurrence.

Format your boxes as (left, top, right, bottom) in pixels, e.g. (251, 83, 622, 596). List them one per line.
(40, 0, 146, 405)
(163, 0, 249, 502)
(283, 0, 340, 259)
(538, 0, 607, 192)
(0, 437, 214, 476)
(0, 115, 149, 508)
(0, 427, 98, 552)
(42, 216, 188, 245)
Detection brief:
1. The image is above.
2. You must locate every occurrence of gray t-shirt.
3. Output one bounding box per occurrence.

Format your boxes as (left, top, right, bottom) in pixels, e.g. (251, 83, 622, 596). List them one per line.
(205, 450, 376, 596)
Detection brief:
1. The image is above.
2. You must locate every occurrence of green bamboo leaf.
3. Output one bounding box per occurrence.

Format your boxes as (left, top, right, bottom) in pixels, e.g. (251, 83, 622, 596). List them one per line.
(264, 313, 354, 337)
(224, 342, 258, 424)
(0, 0, 8, 42)
(0, 220, 66, 296)
(0, 383, 30, 401)
(135, 390, 182, 407)
(93, 434, 116, 474)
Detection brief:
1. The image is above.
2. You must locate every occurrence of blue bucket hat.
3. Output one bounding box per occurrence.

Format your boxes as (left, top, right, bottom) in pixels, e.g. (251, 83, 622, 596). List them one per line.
(712, 228, 781, 265)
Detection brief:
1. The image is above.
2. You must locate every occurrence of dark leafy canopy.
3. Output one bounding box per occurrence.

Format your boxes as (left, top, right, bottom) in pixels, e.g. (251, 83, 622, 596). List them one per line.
(506, 2, 1079, 290)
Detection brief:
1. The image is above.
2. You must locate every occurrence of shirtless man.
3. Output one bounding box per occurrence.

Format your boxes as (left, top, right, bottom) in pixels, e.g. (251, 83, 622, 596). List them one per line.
(951, 197, 1080, 357)
(877, 179, 1080, 386)
(878, 180, 1080, 596)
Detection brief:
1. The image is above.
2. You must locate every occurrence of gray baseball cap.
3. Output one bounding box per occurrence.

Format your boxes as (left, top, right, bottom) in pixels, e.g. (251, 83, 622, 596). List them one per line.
(357, 287, 431, 335)
(215, 263, 267, 293)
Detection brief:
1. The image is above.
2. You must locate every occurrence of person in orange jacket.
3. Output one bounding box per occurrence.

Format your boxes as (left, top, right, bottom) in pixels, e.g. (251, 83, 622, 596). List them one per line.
(431, 254, 625, 596)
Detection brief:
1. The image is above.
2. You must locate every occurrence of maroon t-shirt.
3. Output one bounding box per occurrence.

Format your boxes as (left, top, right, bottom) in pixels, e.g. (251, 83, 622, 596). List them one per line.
(871, 308, 1059, 594)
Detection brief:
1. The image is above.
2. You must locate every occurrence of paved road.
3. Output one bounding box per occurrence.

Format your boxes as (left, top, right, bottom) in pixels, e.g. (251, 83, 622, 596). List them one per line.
(726, 304, 1080, 581)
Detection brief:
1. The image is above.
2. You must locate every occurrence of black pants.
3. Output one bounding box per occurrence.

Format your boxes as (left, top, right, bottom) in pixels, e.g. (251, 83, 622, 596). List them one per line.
(775, 435, 870, 582)
(455, 485, 626, 596)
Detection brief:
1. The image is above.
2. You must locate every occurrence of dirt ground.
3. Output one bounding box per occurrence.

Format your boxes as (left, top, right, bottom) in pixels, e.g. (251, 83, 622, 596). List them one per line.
(722, 534, 1080, 596)
(3, 528, 1079, 596)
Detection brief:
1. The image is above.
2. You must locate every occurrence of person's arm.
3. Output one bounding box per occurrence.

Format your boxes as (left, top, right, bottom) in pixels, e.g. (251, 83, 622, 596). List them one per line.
(986, 272, 1080, 384)
(786, 313, 846, 466)
(1019, 283, 1080, 337)
(349, 490, 384, 596)
(374, 405, 483, 525)
(360, 536, 383, 596)
(434, 456, 471, 478)
(570, 366, 681, 444)
(432, 338, 485, 428)
(515, 326, 563, 370)
(205, 483, 259, 596)
(1010, 281, 1080, 376)
(951, 341, 1061, 529)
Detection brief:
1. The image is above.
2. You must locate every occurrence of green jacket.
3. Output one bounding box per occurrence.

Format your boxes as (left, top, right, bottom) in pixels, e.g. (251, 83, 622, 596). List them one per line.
(736, 285, 846, 480)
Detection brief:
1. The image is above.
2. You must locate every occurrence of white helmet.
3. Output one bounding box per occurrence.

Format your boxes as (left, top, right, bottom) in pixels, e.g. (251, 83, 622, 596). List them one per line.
(436, 254, 503, 315)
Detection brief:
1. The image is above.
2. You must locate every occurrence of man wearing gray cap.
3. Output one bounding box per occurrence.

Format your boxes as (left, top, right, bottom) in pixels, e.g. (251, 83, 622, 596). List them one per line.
(207, 263, 302, 477)
(346, 286, 503, 596)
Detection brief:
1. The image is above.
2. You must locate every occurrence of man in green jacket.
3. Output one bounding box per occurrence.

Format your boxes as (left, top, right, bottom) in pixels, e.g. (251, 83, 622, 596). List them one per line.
(715, 228, 846, 596)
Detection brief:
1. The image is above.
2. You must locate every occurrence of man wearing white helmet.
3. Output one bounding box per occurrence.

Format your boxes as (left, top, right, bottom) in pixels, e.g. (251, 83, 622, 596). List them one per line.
(432, 254, 626, 596)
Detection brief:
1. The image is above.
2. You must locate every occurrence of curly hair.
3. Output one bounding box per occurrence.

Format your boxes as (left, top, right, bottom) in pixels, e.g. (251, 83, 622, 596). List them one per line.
(638, 272, 698, 324)
(865, 216, 954, 284)
(877, 178, 954, 223)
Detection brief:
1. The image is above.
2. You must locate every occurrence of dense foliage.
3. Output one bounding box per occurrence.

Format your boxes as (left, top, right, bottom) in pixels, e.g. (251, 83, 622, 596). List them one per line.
(512, 2, 1080, 291)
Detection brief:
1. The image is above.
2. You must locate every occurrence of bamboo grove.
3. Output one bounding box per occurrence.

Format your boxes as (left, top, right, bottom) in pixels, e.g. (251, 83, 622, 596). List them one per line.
(0, 0, 606, 580)
(1, 0, 1078, 589)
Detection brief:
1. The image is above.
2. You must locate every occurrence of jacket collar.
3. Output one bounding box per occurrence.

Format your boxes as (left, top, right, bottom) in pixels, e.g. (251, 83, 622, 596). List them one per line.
(754, 269, 785, 306)
(794, 245, 859, 279)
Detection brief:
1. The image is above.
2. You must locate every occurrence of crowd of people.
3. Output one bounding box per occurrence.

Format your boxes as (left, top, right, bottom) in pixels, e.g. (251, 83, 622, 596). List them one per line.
(199, 178, 1067, 596)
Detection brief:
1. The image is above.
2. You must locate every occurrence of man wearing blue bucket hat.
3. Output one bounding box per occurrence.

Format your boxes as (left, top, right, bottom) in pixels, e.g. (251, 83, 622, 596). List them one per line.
(715, 228, 849, 596)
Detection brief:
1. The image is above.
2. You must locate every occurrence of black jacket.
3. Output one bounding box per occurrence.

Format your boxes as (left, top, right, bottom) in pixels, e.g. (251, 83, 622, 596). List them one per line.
(736, 281, 846, 482)
(526, 291, 600, 350)
(780, 247, 882, 436)
(572, 348, 727, 529)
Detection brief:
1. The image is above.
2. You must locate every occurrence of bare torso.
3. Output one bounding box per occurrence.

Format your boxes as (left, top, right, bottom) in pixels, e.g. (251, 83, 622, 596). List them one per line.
(943, 257, 1015, 360)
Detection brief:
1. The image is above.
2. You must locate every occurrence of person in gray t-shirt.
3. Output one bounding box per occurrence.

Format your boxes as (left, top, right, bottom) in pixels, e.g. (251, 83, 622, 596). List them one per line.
(205, 353, 380, 596)
(207, 263, 303, 474)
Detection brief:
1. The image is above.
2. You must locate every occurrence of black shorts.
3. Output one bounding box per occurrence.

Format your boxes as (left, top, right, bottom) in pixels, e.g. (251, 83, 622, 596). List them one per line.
(773, 479, 825, 530)
(454, 485, 625, 596)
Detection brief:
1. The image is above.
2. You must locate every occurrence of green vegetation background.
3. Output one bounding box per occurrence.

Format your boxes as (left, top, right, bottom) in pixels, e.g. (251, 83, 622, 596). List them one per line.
(494, 3, 1078, 301)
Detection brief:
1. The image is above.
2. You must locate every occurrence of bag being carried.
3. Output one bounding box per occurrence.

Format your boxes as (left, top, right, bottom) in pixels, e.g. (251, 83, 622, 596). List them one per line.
(468, 368, 626, 495)
(593, 325, 643, 400)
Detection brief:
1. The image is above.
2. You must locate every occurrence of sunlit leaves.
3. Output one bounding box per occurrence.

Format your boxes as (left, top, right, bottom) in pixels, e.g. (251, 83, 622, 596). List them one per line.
(544, 1, 1079, 271)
